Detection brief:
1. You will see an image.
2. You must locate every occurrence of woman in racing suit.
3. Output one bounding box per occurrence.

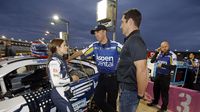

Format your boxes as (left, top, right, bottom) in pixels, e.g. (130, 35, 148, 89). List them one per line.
(48, 38, 79, 112)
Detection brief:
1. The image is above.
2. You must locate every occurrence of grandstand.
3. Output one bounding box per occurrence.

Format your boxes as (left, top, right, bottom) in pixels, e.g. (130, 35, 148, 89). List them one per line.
(0, 38, 31, 57)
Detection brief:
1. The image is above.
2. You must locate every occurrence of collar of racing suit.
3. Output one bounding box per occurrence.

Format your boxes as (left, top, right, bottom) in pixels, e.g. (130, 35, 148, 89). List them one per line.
(98, 39, 111, 48)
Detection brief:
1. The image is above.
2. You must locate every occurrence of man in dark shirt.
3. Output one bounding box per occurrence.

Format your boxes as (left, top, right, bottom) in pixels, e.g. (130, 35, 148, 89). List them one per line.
(117, 9, 148, 112)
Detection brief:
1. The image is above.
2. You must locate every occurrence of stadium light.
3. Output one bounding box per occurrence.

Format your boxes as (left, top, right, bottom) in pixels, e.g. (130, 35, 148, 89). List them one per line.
(53, 15, 59, 21)
(1, 35, 6, 39)
(97, 0, 116, 23)
(45, 31, 50, 34)
(51, 14, 69, 41)
(45, 30, 57, 36)
(41, 38, 45, 41)
(51, 22, 55, 25)
(97, 0, 108, 22)
(97, 0, 117, 40)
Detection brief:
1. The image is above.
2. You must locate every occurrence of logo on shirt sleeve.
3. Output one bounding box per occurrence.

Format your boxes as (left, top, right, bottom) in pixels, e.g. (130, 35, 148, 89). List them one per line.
(50, 61, 60, 76)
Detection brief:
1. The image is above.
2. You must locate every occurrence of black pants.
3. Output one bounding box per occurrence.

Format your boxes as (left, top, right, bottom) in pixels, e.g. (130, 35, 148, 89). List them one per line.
(153, 75, 170, 110)
(94, 74, 118, 112)
(184, 69, 195, 89)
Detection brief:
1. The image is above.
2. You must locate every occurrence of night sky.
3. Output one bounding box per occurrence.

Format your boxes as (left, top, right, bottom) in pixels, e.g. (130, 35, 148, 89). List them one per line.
(0, 0, 200, 52)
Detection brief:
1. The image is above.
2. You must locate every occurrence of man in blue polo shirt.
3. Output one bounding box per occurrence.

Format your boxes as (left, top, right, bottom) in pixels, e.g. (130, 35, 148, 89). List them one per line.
(147, 41, 177, 112)
(68, 25, 122, 112)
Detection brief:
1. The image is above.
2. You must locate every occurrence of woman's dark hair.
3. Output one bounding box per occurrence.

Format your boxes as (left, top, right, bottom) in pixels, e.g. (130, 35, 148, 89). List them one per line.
(48, 38, 65, 60)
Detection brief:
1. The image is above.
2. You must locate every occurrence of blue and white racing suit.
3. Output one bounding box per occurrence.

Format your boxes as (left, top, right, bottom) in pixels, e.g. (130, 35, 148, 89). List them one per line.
(48, 53, 74, 112)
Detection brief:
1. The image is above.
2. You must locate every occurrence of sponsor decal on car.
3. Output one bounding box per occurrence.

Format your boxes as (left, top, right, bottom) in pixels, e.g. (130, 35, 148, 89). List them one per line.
(72, 98, 87, 111)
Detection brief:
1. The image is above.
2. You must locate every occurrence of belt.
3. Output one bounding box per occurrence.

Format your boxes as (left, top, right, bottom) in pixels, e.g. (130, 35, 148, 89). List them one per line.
(119, 83, 136, 91)
(157, 73, 170, 76)
(100, 72, 116, 78)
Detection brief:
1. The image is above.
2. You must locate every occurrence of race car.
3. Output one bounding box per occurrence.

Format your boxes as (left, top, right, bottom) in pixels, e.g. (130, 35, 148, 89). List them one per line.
(0, 56, 99, 112)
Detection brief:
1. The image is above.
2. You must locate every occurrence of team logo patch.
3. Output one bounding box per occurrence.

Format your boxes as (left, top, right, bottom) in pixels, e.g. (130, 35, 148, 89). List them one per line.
(53, 68, 59, 73)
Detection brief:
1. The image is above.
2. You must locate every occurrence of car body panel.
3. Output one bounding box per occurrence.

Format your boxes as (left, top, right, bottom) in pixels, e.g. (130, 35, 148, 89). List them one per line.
(0, 96, 28, 112)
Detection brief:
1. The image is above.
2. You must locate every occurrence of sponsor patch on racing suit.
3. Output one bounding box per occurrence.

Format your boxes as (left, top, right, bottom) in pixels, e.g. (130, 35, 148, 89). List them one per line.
(82, 40, 122, 73)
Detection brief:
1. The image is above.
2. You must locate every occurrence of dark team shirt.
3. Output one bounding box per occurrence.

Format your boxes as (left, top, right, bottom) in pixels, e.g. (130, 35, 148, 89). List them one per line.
(117, 30, 147, 91)
(155, 51, 177, 75)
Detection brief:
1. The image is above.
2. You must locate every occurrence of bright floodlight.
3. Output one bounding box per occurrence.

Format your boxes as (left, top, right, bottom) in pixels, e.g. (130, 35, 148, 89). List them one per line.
(2, 35, 6, 39)
(198, 50, 200, 52)
(186, 49, 189, 52)
(41, 38, 45, 40)
(51, 22, 55, 25)
(59, 32, 67, 40)
(46, 31, 50, 34)
(53, 15, 59, 20)
(97, 0, 107, 22)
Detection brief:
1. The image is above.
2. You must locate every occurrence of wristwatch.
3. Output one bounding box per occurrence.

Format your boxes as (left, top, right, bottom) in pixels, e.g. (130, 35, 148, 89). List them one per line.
(137, 95, 144, 99)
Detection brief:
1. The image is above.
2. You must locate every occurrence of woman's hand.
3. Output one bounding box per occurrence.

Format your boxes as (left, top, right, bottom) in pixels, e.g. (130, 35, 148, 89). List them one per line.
(71, 75, 79, 81)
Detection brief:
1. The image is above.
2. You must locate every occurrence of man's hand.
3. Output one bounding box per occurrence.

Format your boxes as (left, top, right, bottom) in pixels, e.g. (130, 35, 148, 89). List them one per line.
(156, 47, 161, 52)
(67, 51, 83, 62)
(134, 59, 148, 97)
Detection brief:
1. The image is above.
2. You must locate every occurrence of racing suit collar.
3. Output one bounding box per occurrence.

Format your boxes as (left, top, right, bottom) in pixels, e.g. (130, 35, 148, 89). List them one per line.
(99, 39, 111, 48)
(53, 53, 63, 59)
(161, 50, 170, 56)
